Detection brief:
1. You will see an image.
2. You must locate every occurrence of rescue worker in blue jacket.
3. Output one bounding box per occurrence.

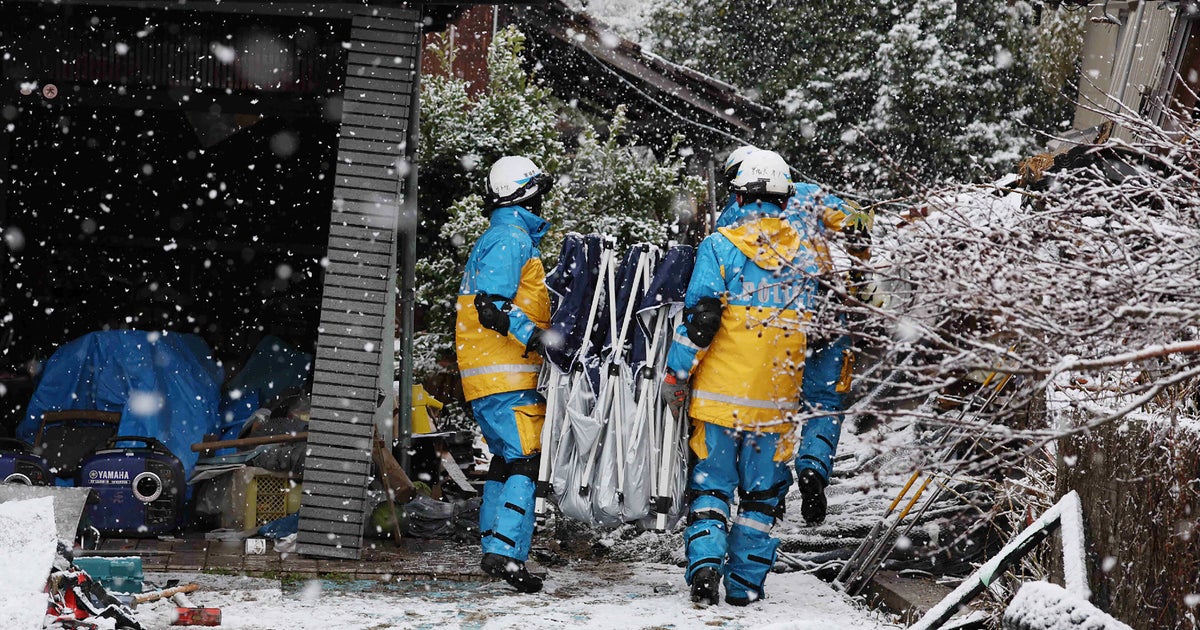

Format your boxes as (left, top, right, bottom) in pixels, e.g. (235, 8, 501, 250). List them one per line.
(717, 147, 871, 525)
(660, 150, 850, 606)
(715, 145, 759, 227)
(719, 146, 872, 251)
(456, 155, 554, 593)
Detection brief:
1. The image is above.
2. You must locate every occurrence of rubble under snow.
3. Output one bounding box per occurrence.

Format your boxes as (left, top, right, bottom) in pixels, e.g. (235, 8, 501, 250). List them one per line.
(0, 497, 59, 630)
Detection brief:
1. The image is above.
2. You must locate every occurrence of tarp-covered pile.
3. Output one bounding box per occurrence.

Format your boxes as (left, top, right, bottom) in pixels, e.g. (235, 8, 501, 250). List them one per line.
(17, 330, 224, 478)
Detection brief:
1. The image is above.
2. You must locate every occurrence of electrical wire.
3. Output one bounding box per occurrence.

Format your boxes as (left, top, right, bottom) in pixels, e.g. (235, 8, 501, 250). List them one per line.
(569, 39, 874, 204)
(572, 39, 757, 147)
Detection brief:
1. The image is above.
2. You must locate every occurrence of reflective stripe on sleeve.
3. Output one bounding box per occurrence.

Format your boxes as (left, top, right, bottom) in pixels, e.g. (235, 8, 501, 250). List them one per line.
(673, 332, 702, 351)
(460, 364, 542, 378)
(692, 390, 800, 411)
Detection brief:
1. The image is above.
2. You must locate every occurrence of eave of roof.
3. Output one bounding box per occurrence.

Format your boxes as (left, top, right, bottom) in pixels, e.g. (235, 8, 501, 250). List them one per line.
(507, 1, 771, 142)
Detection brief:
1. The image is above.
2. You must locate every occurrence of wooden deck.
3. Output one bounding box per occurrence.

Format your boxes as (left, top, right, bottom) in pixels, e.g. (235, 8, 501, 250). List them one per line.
(86, 536, 545, 581)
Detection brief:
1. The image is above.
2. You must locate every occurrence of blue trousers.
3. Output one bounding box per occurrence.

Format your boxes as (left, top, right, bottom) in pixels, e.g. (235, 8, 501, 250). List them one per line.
(684, 421, 791, 601)
(472, 389, 545, 562)
(796, 333, 851, 482)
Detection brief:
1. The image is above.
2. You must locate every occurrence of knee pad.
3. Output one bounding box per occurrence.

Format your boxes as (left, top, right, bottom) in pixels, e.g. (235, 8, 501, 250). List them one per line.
(687, 507, 730, 527)
(487, 455, 511, 483)
(736, 482, 788, 521)
(507, 455, 541, 481)
(687, 487, 731, 504)
(687, 489, 731, 526)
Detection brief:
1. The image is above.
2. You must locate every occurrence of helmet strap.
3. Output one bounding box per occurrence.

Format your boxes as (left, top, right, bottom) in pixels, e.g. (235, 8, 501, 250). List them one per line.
(484, 191, 545, 215)
(738, 192, 787, 208)
(525, 194, 544, 215)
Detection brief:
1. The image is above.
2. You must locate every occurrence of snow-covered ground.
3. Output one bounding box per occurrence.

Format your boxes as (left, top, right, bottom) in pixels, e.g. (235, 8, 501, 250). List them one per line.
(1, 390, 929, 630)
(0, 497, 59, 630)
(123, 424, 920, 630)
(134, 564, 894, 630)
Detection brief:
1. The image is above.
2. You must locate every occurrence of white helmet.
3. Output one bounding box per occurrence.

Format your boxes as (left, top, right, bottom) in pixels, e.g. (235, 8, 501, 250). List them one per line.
(729, 150, 793, 197)
(723, 145, 759, 180)
(486, 155, 553, 208)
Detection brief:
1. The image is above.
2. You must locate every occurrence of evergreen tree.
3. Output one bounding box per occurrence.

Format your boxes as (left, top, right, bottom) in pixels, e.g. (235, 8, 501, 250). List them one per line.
(645, 0, 1080, 197)
(864, 1, 1067, 193)
(770, 2, 899, 190)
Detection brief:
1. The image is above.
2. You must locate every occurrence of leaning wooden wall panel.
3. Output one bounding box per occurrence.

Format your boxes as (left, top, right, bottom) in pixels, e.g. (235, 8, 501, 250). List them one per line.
(297, 5, 419, 560)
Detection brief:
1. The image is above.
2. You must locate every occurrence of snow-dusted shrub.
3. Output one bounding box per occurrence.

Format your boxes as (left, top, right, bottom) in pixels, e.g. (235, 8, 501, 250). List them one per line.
(854, 106, 1200, 627)
(412, 26, 703, 425)
(646, 0, 1081, 197)
(864, 119, 1200, 444)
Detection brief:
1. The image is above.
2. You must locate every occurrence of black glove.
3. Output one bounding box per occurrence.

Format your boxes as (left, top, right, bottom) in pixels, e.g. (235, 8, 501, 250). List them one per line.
(524, 327, 547, 358)
(660, 373, 688, 419)
(474, 293, 510, 337)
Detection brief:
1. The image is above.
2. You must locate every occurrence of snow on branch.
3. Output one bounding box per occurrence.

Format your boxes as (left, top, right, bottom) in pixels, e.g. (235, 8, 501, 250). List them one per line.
(842, 103, 1200, 443)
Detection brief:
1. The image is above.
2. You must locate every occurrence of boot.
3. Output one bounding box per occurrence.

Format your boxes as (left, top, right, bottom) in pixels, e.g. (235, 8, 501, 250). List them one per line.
(797, 468, 828, 525)
(725, 592, 752, 606)
(690, 566, 721, 606)
(481, 553, 543, 594)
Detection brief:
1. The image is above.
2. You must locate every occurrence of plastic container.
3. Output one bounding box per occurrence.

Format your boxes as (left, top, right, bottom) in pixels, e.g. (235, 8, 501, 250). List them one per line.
(218, 468, 302, 530)
(73, 556, 144, 594)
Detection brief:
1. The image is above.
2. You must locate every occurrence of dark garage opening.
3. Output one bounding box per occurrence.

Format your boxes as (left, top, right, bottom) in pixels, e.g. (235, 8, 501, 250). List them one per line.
(0, 4, 350, 433)
(1, 107, 338, 431)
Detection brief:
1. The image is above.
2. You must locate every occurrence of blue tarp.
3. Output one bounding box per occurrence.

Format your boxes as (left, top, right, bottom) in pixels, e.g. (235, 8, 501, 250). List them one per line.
(635, 244, 694, 367)
(17, 330, 224, 477)
(225, 334, 311, 412)
(638, 245, 695, 313)
(607, 244, 654, 367)
(221, 334, 312, 439)
(258, 513, 299, 539)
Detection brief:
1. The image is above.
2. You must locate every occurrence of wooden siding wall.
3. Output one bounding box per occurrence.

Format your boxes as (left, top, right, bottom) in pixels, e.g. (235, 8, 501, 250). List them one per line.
(297, 5, 419, 560)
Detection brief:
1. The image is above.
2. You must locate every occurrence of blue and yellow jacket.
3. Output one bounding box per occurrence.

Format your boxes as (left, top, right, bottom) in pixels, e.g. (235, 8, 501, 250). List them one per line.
(455, 205, 552, 402)
(719, 183, 869, 260)
(666, 200, 843, 433)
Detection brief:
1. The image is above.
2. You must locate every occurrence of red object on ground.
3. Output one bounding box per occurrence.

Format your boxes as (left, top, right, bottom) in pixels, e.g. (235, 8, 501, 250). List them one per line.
(172, 607, 222, 626)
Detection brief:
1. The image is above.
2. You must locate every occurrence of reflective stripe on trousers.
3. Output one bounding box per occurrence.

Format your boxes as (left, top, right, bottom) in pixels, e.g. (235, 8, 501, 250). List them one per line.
(732, 515, 773, 534)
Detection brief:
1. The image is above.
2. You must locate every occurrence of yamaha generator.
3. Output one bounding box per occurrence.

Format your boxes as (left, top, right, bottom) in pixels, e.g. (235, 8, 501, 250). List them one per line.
(0, 438, 51, 485)
(78, 436, 185, 536)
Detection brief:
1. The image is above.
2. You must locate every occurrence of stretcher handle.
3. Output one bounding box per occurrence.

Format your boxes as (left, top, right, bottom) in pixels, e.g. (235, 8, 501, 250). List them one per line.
(190, 432, 308, 452)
